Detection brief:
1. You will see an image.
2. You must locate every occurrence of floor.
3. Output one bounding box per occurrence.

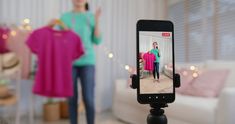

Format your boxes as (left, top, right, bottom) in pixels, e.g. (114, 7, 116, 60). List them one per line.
(25, 111, 126, 124)
(0, 80, 127, 124)
(140, 74, 173, 94)
(0, 110, 127, 124)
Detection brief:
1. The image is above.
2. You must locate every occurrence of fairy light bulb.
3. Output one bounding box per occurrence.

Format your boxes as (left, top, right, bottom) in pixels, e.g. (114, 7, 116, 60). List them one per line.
(10, 30, 17, 36)
(23, 18, 30, 24)
(125, 65, 130, 70)
(190, 65, 196, 71)
(192, 72, 198, 78)
(108, 53, 113, 58)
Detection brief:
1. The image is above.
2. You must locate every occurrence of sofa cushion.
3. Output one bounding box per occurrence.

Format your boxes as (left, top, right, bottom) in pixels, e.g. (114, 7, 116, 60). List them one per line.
(182, 69, 229, 97)
(205, 60, 235, 87)
(176, 68, 195, 94)
(165, 94, 218, 124)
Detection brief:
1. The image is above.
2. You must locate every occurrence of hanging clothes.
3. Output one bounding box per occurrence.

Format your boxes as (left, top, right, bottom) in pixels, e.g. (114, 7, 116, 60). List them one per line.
(27, 26, 84, 97)
(143, 52, 156, 71)
(6, 28, 32, 79)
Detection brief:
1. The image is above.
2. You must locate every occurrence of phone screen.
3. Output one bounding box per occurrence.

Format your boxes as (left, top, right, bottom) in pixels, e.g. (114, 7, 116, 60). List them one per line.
(139, 31, 173, 94)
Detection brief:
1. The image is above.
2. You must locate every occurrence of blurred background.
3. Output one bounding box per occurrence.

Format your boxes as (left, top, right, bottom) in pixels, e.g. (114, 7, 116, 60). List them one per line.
(0, 0, 235, 124)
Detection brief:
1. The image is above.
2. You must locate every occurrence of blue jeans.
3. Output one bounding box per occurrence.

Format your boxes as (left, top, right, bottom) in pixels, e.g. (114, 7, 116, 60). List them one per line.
(153, 62, 160, 79)
(69, 65, 95, 124)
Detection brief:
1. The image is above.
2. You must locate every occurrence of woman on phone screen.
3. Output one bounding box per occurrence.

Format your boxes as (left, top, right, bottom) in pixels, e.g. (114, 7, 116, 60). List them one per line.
(150, 42, 160, 82)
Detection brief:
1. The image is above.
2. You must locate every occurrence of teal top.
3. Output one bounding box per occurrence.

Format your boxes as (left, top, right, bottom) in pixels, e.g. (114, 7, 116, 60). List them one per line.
(61, 11, 102, 66)
(150, 49, 160, 62)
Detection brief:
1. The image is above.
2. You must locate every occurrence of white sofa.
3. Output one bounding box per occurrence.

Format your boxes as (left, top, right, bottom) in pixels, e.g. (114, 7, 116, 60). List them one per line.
(112, 60, 235, 124)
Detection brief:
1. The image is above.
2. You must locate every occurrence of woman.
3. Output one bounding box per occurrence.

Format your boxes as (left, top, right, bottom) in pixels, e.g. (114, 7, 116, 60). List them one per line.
(60, 0, 102, 124)
(150, 42, 160, 81)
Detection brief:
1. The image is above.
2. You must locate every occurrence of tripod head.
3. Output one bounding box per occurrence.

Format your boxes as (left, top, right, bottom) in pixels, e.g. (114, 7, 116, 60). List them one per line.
(147, 103, 168, 124)
(130, 74, 180, 124)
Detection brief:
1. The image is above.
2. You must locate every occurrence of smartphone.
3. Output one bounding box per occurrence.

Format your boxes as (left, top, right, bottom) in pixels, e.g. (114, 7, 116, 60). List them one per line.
(136, 20, 175, 104)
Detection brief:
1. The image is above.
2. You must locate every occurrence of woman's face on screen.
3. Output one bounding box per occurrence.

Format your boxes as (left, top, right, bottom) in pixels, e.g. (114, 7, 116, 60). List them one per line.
(72, 0, 87, 7)
(153, 42, 158, 49)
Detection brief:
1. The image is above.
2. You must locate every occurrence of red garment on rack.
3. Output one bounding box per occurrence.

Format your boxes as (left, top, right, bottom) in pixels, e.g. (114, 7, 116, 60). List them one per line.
(0, 27, 9, 53)
(143, 52, 156, 71)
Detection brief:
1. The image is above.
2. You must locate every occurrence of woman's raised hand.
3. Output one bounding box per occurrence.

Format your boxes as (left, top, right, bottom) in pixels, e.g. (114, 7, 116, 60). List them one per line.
(95, 7, 101, 22)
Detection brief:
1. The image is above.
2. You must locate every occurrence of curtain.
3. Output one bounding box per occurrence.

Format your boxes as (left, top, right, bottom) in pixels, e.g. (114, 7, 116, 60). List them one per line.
(169, 0, 235, 62)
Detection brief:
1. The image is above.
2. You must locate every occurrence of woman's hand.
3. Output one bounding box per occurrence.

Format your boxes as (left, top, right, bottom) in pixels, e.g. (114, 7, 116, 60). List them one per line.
(48, 19, 57, 26)
(95, 7, 101, 23)
(94, 7, 101, 37)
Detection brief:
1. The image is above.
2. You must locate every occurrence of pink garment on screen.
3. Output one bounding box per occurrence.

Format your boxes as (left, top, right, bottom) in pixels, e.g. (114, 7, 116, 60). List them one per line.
(6, 29, 31, 79)
(27, 27, 84, 97)
(143, 52, 156, 71)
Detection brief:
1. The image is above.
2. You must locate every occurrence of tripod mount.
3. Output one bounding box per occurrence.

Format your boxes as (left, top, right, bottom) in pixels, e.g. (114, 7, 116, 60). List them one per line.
(130, 74, 180, 124)
(147, 103, 168, 124)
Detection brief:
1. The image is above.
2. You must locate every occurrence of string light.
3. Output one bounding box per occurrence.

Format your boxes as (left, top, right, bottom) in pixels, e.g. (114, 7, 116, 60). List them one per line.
(190, 65, 196, 71)
(192, 72, 198, 78)
(125, 65, 130, 71)
(100, 44, 132, 71)
(23, 18, 30, 24)
(108, 53, 114, 58)
(8, 19, 133, 72)
(10, 30, 17, 36)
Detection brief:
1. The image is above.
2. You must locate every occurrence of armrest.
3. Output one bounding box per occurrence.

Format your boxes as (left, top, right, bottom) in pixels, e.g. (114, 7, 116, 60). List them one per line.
(216, 87, 235, 124)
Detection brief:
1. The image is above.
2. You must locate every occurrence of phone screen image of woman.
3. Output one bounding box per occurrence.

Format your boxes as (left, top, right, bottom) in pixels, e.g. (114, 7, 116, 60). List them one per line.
(139, 31, 173, 94)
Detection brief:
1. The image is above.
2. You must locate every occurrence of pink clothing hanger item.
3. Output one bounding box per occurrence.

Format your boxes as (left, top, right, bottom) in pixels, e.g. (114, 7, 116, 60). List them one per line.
(143, 52, 156, 71)
(27, 26, 84, 97)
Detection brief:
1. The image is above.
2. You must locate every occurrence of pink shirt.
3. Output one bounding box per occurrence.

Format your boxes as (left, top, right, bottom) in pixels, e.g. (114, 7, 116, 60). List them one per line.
(143, 53, 156, 71)
(27, 27, 84, 97)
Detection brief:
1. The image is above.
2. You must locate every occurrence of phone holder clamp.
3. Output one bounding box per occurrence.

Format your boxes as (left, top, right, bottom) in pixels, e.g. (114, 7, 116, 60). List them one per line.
(130, 73, 181, 124)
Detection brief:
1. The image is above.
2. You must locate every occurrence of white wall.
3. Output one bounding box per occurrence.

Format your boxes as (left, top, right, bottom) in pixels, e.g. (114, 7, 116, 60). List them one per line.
(0, 0, 165, 112)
